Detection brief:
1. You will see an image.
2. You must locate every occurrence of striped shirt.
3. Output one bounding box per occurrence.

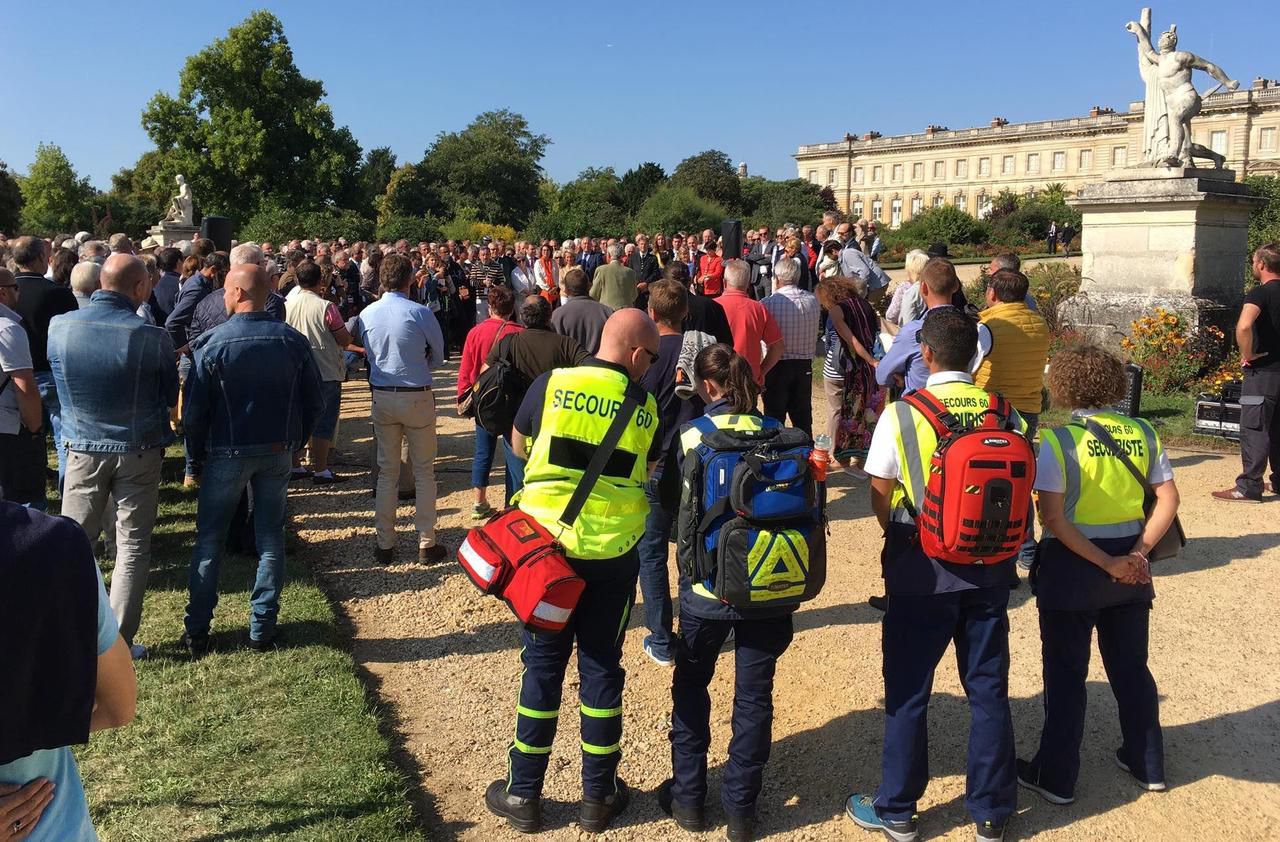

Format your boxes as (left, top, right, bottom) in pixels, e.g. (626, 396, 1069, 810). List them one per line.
(760, 285, 821, 361)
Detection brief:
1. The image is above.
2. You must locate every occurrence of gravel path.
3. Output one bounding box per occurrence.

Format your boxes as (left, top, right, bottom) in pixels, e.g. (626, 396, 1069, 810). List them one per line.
(287, 367, 1280, 841)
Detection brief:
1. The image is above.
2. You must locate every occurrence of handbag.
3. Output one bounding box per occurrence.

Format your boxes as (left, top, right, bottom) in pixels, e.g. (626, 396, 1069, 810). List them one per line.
(457, 380, 647, 633)
(456, 320, 516, 418)
(1083, 419, 1186, 561)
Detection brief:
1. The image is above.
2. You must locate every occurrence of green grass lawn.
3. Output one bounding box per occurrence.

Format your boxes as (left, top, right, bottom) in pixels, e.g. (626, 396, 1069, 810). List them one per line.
(55, 447, 424, 841)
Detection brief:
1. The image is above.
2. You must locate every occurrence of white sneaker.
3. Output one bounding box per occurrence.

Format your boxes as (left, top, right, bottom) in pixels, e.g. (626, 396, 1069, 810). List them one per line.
(129, 643, 149, 661)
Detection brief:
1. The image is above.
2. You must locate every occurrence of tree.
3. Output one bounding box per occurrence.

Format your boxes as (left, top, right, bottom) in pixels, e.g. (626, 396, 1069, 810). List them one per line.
(670, 150, 741, 212)
(1245, 175, 1280, 255)
(739, 177, 827, 229)
(0, 162, 22, 234)
(889, 205, 989, 250)
(140, 11, 362, 225)
(420, 109, 549, 229)
(1040, 182, 1072, 205)
(618, 163, 667, 217)
(379, 164, 441, 221)
(554, 168, 628, 237)
(19, 143, 96, 235)
(634, 186, 727, 236)
(352, 147, 398, 218)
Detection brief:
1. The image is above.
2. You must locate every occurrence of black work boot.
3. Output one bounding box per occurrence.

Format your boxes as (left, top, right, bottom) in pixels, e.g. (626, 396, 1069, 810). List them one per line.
(657, 778, 705, 831)
(580, 778, 630, 833)
(485, 779, 541, 833)
(726, 811, 756, 842)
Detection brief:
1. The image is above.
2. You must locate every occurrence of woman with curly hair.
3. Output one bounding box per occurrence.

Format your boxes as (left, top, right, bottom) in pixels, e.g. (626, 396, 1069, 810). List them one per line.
(816, 276, 882, 478)
(1018, 343, 1180, 806)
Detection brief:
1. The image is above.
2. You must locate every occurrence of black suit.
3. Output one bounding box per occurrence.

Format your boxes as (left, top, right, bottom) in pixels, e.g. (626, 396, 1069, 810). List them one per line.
(578, 251, 604, 280)
(747, 240, 778, 297)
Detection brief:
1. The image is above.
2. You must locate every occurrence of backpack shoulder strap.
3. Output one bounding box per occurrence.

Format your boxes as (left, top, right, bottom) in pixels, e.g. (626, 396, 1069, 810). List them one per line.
(982, 393, 1016, 431)
(1083, 417, 1154, 502)
(901, 389, 961, 438)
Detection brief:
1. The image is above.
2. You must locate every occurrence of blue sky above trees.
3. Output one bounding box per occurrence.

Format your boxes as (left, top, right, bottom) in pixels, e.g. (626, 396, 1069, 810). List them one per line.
(0, 0, 1269, 189)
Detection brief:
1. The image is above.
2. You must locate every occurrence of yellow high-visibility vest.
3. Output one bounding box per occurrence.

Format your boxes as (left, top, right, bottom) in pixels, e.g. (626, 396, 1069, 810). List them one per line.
(517, 365, 657, 560)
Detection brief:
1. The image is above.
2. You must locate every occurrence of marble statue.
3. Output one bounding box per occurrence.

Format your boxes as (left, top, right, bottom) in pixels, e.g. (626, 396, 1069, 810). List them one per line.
(1126, 8, 1238, 168)
(163, 174, 194, 226)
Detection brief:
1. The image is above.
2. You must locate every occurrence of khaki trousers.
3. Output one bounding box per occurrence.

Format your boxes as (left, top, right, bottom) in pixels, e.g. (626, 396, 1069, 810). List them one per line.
(61, 448, 164, 645)
(371, 389, 438, 550)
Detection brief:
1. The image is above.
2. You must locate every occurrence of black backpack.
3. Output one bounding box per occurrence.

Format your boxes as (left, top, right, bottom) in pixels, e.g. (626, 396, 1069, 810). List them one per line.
(473, 334, 528, 437)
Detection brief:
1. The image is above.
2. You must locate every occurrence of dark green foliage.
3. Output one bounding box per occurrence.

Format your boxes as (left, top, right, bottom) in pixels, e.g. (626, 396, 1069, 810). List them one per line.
(740, 177, 827, 230)
(885, 205, 990, 251)
(1245, 175, 1280, 254)
(634, 186, 727, 236)
(618, 163, 667, 216)
(0, 162, 24, 234)
(670, 150, 741, 213)
(376, 214, 445, 245)
(351, 146, 398, 218)
(241, 204, 374, 244)
(419, 109, 549, 230)
(379, 164, 441, 220)
(19, 143, 96, 235)
(140, 11, 362, 226)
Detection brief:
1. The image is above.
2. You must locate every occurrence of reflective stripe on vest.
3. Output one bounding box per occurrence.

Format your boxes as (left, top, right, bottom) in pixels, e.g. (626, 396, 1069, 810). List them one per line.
(517, 366, 657, 560)
(1042, 413, 1156, 539)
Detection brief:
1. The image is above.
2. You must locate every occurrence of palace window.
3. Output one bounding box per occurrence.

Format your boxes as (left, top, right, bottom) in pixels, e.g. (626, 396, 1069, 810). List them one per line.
(852, 199, 864, 218)
(1079, 149, 1093, 170)
(1002, 155, 1015, 175)
(1210, 130, 1228, 155)
(1113, 146, 1127, 166)
(828, 168, 838, 186)
(955, 159, 968, 178)
(955, 193, 967, 213)
(978, 193, 992, 219)
(912, 162, 924, 180)
(807, 170, 818, 183)
(933, 161, 945, 179)
(1027, 153, 1040, 174)
(872, 165, 883, 183)
(1262, 127, 1278, 151)
(1053, 151, 1066, 171)
(871, 199, 883, 221)
(893, 164, 903, 182)
(933, 195, 945, 209)
(911, 196, 923, 216)
(854, 166, 865, 184)
(978, 157, 991, 177)
(891, 198, 903, 228)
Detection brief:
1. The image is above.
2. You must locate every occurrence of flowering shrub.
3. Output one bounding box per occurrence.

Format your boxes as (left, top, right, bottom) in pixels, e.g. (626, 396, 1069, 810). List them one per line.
(1198, 350, 1242, 396)
(1120, 308, 1227, 394)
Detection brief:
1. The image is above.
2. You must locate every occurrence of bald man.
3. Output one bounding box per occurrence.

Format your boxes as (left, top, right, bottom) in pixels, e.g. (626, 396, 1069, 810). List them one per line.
(48, 253, 179, 660)
(181, 262, 323, 656)
(487, 307, 661, 834)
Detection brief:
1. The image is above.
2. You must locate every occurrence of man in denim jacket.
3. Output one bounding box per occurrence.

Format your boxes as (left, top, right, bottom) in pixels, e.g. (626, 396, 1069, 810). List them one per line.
(181, 263, 323, 655)
(48, 254, 178, 660)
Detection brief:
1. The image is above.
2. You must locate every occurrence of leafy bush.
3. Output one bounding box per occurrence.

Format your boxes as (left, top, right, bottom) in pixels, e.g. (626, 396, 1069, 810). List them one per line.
(885, 205, 989, 252)
(1120, 308, 1227, 395)
(1026, 262, 1081, 335)
(242, 205, 374, 244)
(439, 208, 517, 243)
(375, 214, 443, 244)
(1245, 175, 1280, 255)
(634, 186, 727, 237)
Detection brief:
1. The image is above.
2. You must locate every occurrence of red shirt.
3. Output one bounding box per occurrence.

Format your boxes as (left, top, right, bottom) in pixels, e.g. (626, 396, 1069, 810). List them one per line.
(458, 317, 523, 397)
(717, 287, 783, 385)
(698, 253, 724, 296)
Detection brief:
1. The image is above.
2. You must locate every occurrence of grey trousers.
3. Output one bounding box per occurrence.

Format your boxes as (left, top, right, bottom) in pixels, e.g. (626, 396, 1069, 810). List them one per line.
(62, 448, 164, 645)
(1237, 367, 1280, 498)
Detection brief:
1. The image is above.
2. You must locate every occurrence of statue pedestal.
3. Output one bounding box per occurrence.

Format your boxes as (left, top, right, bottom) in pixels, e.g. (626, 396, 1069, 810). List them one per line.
(1064, 169, 1263, 343)
(147, 223, 199, 248)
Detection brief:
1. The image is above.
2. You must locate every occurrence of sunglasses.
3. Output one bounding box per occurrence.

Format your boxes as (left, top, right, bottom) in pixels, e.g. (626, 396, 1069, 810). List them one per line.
(632, 345, 660, 364)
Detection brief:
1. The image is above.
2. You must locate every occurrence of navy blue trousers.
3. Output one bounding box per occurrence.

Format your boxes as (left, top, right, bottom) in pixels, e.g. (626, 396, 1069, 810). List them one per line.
(875, 586, 1017, 825)
(506, 553, 637, 800)
(1028, 602, 1163, 796)
(670, 606, 794, 817)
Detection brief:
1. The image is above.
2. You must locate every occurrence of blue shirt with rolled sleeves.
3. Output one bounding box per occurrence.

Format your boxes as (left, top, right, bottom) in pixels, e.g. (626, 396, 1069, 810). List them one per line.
(350, 291, 445, 388)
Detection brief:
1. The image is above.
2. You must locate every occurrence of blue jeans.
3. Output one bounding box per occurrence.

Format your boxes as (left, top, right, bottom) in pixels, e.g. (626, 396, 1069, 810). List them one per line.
(502, 437, 525, 506)
(472, 423, 513, 504)
(34, 371, 64, 500)
(637, 476, 675, 654)
(178, 355, 201, 479)
(184, 452, 291, 641)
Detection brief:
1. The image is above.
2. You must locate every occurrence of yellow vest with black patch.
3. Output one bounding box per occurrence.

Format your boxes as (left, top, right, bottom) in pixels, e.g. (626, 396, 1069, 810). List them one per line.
(517, 365, 657, 560)
(975, 302, 1050, 413)
(1039, 413, 1160, 539)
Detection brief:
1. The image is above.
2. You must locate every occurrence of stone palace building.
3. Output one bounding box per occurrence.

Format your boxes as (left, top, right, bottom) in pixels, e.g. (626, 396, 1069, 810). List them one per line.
(794, 77, 1280, 228)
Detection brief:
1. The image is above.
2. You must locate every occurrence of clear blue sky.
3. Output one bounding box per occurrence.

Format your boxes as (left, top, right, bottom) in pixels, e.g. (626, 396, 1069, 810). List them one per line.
(1, 0, 1270, 191)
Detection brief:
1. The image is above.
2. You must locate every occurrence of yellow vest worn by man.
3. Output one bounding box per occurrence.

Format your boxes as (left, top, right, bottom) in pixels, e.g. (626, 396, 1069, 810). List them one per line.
(518, 364, 657, 560)
(285, 288, 345, 383)
(975, 301, 1049, 414)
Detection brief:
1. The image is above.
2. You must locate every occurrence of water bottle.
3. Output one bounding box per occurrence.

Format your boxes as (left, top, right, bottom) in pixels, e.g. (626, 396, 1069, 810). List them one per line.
(811, 434, 831, 482)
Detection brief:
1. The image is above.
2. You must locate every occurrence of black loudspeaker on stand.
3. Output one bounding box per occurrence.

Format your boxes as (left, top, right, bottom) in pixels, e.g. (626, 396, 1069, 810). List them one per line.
(721, 219, 742, 260)
(201, 216, 233, 252)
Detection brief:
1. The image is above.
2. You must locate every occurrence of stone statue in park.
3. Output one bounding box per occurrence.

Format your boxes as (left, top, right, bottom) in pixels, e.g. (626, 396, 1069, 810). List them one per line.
(1126, 7, 1238, 169)
(163, 174, 194, 226)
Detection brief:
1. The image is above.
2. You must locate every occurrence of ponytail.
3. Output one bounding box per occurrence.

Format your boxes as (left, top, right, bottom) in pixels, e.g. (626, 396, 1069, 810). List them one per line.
(694, 343, 759, 414)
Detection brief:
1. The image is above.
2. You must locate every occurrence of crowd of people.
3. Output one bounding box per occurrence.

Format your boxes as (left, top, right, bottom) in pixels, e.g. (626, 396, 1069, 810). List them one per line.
(2, 214, 1277, 842)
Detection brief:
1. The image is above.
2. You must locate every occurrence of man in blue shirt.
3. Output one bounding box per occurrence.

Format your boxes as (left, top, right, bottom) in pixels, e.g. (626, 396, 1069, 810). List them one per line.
(181, 264, 322, 655)
(833, 222, 890, 301)
(350, 253, 446, 566)
(877, 258, 992, 393)
(49, 254, 178, 660)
